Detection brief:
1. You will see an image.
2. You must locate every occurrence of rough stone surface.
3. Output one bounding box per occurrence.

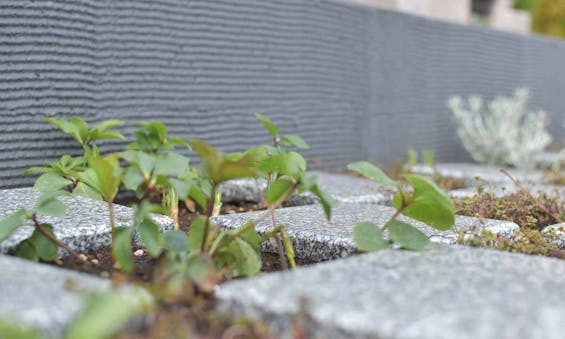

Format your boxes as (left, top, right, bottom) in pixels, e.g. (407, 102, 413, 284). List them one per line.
(217, 244, 565, 339)
(212, 203, 518, 261)
(412, 163, 545, 186)
(0, 254, 110, 338)
(542, 223, 565, 249)
(449, 183, 565, 199)
(219, 171, 394, 206)
(0, 188, 174, 254)
(218, 178, 268, 204)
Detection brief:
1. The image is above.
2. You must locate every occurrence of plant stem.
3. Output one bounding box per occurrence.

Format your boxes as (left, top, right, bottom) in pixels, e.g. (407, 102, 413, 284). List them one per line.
(500, 169, 564, 224)
(31, 215, 86, 263)
(268, 172, 288, 270)
(201, 185, 217, 252)
(107, 200, 116, 243)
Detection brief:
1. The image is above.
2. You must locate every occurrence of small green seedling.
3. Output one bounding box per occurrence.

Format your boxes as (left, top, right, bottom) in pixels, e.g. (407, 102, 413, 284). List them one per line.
(253, 113, 334, 269)
(348, 161, 455, 251)
(406, 148, 418, 169)
(127, 121, 190, 153)
(422, 149, 436, 168)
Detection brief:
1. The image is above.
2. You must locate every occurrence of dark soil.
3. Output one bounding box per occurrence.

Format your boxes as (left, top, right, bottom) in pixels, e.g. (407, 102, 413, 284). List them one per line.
(48, 198, 315, 339)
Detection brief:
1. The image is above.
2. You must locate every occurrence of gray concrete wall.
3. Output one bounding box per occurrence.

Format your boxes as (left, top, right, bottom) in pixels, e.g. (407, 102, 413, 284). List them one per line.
(0, 0, 564, 188)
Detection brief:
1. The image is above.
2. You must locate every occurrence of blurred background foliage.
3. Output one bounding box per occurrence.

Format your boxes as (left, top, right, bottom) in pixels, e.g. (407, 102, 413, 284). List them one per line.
(515, 0, 565, 38)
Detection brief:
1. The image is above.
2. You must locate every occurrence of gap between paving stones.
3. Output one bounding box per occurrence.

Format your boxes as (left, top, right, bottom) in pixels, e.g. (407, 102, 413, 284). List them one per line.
(219, 171, 394, 206)
(0, 188, 174, 255)
(216, 243, 565, 339)
(212, 203, 519, 261)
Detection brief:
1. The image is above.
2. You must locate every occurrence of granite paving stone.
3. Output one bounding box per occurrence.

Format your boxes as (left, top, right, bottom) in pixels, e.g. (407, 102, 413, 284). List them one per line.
(449, 183, 565, 199)
(0, 188, 174, 254)
(542, 223, 565, 249)
(212, 203, 519, 261)
(0, 254, 111, 338)
(219, 171, 394, 206)
(217, 244, 565, 339)
(411, 163, 546, 186)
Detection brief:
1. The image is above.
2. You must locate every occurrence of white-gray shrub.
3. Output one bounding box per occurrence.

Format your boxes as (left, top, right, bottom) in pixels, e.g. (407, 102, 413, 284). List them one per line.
(448, 88, 552, 169)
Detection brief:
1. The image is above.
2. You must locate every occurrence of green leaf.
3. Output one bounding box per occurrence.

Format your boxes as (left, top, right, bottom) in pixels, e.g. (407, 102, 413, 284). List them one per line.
(121, 167, 145, 192)
(0, 209, 29, 242)
(347, 161, 398, 187)
(163, 230, 189, 253)
(394, 174, 455, 231)
(310, 184, 335, 220)
(256, 153, 287, 175)
(186, 254, 215, 284)
(137, 218, 163, 258)
(72, 182, 103, 200)
(265, 178, 294, 205)
(285, 152, 307, 177)
(15, 240, 39, 261)
(66, 288, 153, 339)
(388, 220, 429, 250)
(69, 117, 89, 144)
(169, 136, 191, 149)
(112, 227, 134, 272)
(281, 135, 309, 149)
(80, 156, 121, 202)
(28, 224, 58, 261)
(188, 184, 208, 210)
(239, 222, 260, 250)
(35, 197, 66, 218)
(33, 173, 73, 193)
(230, 237, 262, 276)
(188, 216, 207, 252)
(45, 117, 85, 145)
(216, 157, 257, 183)
(169, 178, 190, 200)
(256, 113, 279, 136)
(154, 152, 189, 177)
(354, 221, 389, 251)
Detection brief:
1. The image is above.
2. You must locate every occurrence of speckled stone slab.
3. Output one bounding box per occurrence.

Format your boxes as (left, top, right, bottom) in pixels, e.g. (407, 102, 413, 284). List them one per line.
(542, 223, 565, 249)
(411, 163, 546, 186)
(0, 254, 111, 338)
(212, 203, 518, 261)
(0, 188, 174, 254)
(219, 171, 393, 205)
(449, 183, 565, 199)
(217, 244, 565, 339)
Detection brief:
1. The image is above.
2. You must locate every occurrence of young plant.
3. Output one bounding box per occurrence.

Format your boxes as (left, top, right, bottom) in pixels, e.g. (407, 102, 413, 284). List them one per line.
(0, 190, 85, 263)
(124, 121, 192, 229)
(45, 117, 125, 156)
(348, 161, 455, 251)
(254, 114, 334, 269)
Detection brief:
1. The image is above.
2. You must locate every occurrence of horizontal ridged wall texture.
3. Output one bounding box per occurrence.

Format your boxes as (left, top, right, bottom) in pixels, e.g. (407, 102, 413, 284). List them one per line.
(0, 0, 564, 188)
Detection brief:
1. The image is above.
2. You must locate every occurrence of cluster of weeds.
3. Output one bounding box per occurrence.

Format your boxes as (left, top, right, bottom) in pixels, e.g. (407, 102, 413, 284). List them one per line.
(454, 189, 564, 231)
(454, 186, 565, 258)
(0, 114, 333, 338)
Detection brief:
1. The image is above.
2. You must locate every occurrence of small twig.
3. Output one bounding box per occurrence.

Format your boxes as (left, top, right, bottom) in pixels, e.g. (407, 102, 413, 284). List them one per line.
(500, 169, 564, 224)
(31, 215, 87, 263)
